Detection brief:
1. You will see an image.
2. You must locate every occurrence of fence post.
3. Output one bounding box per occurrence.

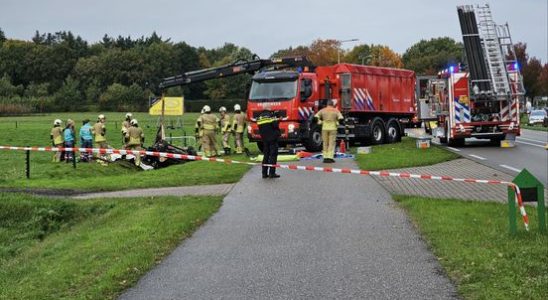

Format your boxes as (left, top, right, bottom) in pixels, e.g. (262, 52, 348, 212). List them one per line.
(25, 148, 30, 179)
(72, 147, 77, 169)
(15, 121, 18, 129)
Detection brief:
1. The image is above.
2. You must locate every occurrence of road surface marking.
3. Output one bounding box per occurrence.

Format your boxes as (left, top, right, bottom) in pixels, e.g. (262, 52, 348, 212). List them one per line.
(468, 154, 486, 160)
(515, 140, 546, 149)
(500, 164, 522, 173)
(516, 137, 547, 144)
(447, 147, 461, 152)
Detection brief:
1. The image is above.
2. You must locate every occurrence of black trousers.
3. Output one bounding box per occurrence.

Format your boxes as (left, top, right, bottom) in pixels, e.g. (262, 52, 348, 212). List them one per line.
(262, 140, 278, 176)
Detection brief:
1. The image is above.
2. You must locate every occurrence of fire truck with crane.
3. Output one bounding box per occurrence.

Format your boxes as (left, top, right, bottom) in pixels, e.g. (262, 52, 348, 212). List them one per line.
(417, 4, 524, 146)
(159, 56, 417, 152)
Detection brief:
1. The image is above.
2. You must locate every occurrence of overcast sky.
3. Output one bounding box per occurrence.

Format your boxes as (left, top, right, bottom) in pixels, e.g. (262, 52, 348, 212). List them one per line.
(1, 0, 547, 62)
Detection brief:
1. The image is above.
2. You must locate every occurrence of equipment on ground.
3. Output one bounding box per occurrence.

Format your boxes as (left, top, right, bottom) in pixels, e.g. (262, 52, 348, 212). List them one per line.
(417, 4, 523, 146)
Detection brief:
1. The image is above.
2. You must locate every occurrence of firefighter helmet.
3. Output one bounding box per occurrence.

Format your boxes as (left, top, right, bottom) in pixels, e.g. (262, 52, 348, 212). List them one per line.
(125, 113, 133, 119)
(98, 114, 105, 120)
(53, 119, 62, 126)
(203, 105, 211, 113)
(234, 104, 241, 111)
(130, 119, 138, 126)
(219, 106, 227, 113)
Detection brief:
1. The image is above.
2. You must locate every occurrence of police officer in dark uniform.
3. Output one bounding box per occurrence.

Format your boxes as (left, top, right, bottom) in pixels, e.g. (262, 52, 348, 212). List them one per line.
(257, 108, 281, 178)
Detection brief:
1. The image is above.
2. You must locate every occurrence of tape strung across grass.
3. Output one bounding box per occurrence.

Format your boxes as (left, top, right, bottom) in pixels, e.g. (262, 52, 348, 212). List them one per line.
(0, 145, 529, 231)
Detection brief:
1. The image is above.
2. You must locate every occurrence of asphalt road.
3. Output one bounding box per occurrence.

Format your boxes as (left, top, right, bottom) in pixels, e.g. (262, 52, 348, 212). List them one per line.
(438, 129, 548, 185)
(120, 159, 457, 299)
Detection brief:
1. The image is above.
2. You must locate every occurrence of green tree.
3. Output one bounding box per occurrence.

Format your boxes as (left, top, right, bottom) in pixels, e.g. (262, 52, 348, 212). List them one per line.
(402, 37, 463, 74)
(0, 74, 24, 97)
(0, 28, 6, 45)
(53, 76, 83, 111)
(344, 44, 371, 65)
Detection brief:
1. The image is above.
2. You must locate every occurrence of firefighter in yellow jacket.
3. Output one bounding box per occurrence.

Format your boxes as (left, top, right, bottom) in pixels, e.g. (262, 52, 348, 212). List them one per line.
(125, 119, 144, 166)
(92, 114, 108, 149)
(219, 106, 232, 155)
(194, 107, 206, 151)
(196, 105, 219, 157)
(50, 119, 64, 162)
(315, 99, 343, 163)
(232, 104, 246, 154)
(121, 113, 132, 143)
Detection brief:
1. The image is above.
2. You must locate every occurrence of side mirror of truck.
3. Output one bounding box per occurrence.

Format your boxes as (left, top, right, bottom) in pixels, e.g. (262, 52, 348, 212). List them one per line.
(300, 79, 313, 101)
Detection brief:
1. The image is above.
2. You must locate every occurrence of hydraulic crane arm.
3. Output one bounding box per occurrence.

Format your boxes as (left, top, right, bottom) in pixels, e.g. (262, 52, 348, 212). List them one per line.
(159, 56, 313, 91)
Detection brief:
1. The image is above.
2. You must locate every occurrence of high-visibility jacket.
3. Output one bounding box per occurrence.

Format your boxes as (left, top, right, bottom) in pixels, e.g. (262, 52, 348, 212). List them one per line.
(121, 120, 130, 134)
(80, 123, 93, 141)
(92, 122, 106, 142)
(51, 126, 64, 145)
(315, 107, 343, 131)
(232, 112, 246, 133)
(126, 126, 144, 146)
(198, 113, 219, 131)
(220, 114, 231, 133)
(257, 111, 280, 142)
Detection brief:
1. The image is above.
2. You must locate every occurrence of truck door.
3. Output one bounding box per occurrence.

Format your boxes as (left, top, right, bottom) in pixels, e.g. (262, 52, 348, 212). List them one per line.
(340, 73, 352, 110)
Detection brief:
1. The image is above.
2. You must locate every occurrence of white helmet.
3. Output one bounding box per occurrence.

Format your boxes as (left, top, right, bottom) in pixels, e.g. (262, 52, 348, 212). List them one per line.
(125, 113, 133, 119)
(98, 114, 105, 120)
(219, 106, 227, 113)
(200, 107, 206, 114)
(234, 104, 241, 111)
(203, 105, 211, 113)
(130, 119, 138, 126)
(53, 119, 62, 126)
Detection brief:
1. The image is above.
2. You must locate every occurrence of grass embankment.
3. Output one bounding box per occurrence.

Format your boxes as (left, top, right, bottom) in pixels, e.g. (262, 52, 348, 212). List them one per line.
(396, 195, 547, 299)
(0, 112, 255, 191)
(0, 193, 223, 299)
(354, 137, 460, 171)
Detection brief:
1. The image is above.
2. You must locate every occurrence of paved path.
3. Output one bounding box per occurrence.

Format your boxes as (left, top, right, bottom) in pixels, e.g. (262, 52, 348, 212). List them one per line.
(374, 158, 548, 203)
(72, 184, 234, 199)
(120, 159, 457, 299)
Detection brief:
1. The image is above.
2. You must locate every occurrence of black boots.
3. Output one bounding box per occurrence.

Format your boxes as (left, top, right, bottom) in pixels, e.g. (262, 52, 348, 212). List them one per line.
(224, 147, 231, 155)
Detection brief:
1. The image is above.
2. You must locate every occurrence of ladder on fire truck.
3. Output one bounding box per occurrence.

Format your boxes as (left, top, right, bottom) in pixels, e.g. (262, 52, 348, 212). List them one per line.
(475, 4, 524, 98)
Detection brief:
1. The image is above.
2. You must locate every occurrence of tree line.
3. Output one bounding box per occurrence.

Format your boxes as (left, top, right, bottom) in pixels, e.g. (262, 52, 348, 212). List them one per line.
(0, 28, 546, 115)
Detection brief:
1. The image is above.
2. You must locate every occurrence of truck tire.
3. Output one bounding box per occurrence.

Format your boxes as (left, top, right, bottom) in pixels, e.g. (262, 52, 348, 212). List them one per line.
(304, 125, 322, 152)
(448, 138, 465, 147)
(385, 119, 401, 143)
(370, 118, 385, 145)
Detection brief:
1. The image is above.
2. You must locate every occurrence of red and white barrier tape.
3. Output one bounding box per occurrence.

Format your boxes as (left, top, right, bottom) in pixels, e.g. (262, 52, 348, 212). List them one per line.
(0, 145, 529, 231)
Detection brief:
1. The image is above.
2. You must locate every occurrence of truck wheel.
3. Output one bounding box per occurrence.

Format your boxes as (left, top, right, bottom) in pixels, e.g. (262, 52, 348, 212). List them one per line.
(385, 119, 401, 143)
(304, 126, 322, 152)
(370, 118, 385, 145)
(448, 137, 465, 147)
(256, 142, 264, 153)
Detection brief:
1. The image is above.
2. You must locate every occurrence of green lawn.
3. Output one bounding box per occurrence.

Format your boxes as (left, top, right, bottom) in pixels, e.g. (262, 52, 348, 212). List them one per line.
(0, 112, 256, 191)
(520, 113, 548, 132)
(354, 137, 460, 170)
(0, 193, 223, 300)
(396, 195, 547, 299)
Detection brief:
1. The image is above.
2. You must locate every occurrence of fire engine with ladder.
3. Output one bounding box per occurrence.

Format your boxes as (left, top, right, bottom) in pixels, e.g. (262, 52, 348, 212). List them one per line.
(417, 4, 525, 146)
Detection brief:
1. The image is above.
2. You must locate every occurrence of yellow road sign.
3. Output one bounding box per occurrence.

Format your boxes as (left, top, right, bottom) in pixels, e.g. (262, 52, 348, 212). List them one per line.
(149, 97, 184, 116)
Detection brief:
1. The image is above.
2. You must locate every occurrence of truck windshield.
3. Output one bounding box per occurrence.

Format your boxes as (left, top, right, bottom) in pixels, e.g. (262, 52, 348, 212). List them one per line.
(249, 80, 297, 102)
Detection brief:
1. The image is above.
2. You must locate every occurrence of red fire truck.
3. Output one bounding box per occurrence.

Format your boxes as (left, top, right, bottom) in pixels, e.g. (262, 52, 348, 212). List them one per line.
(417, 4, 524, 146)
(160, 57, 417, 151)
(246, 64, 416, 151)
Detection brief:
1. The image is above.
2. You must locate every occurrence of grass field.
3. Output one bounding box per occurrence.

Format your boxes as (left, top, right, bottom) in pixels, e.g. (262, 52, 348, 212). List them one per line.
(396, 195, 548, 299)
(0, 112, 255, 191)
(520, 113, 548, 132)
(0, 193, 223, 300)
(354, 137, 460, 171)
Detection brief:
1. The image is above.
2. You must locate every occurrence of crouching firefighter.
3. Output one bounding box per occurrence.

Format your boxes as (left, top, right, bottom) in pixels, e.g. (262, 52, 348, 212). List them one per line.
(257, 109, 280, 178)
(125, 119, 144, 166)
